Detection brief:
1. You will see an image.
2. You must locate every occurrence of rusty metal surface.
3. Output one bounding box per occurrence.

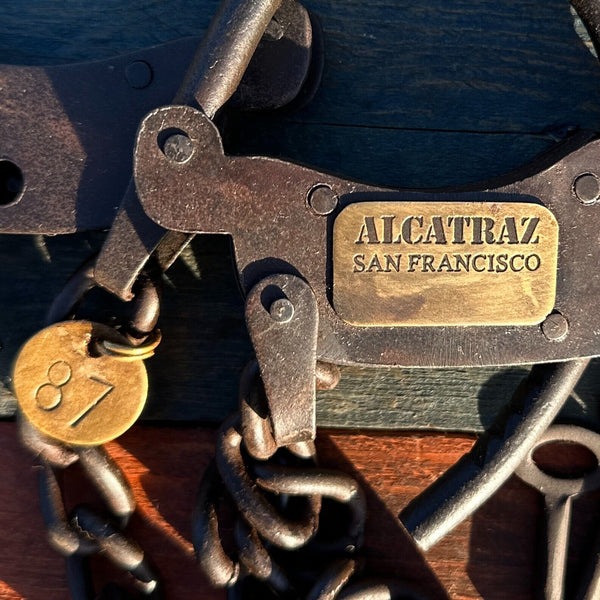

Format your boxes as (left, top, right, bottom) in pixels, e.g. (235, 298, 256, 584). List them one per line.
(130, 105, 600, 367)
(194, 369, 426, 600)
(246, 274, 318, 446)
(0, 38, 199, 234)
(0, 0, 317, 238)
(515, 425, 600, 600)
(93, 0, 320, 299)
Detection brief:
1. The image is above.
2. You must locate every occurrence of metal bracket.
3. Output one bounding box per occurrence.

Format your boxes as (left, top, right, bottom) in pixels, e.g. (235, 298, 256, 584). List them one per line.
(123, 104, 600, 367)
(245, 274, 318, 446)
(0, 0, 319, 235)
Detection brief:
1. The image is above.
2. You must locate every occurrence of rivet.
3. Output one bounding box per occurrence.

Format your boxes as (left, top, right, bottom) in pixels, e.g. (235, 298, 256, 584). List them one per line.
(125, 61, 153, 89)
(573, 173, 600, 205)
(269, 298, 294, 323)
(160, 132, 195, 163)
(308, 185, 338, 216)
(541, 313, 569, 342)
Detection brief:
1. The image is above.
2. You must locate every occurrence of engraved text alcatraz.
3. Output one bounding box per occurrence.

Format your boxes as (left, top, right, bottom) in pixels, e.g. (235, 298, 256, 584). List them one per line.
(332, 201, 559, 326)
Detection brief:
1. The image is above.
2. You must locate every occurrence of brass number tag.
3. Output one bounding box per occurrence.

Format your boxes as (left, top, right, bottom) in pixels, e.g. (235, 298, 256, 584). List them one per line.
(333, 201, 559, 327)
(13, 321, 148, 445)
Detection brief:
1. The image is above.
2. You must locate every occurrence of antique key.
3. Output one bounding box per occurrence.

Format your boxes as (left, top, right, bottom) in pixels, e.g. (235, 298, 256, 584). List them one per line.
(515, 425, 600, 600)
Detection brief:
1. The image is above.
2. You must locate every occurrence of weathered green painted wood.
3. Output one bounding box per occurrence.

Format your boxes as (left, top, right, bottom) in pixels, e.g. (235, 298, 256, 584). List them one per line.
(1, 0, 600, 431)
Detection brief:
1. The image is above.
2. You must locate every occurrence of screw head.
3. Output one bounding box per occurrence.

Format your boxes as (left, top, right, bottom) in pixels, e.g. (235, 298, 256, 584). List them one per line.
(269, 298, 294, 323)
(160, 132, 194, 163)
(125, 60, 153, 89)
(541, 313, 569, 341)
(308, 185, 338, 216)
(574, 173, 600, 204)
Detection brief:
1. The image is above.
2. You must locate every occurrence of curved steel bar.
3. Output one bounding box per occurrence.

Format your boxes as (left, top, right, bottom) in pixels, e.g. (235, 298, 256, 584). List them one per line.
(66, 555, 96, 600)
(19, 414, 79, 468)
(38, 463, 98, 557)
(46, 257, 97, 326)
(46, 256, 160, 340)
(400, 358, 590, 550)
(71, 505, 162, 597)
(338, 580, 429, 600)
(253, 463, 366, 553)
(306, 559, 356, 600)
(234, 518, 293, 596)
(175, 0, 282, 116)
(240, 359, 339, 460)
(239, 361, 278, 461)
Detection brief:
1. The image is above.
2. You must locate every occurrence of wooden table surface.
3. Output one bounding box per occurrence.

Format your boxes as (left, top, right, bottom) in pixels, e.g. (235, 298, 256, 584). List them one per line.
(2, 1, 600, 598)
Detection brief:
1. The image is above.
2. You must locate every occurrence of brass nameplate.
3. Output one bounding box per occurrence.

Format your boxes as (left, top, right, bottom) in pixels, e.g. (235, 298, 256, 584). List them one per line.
(333, 201, 558, 326)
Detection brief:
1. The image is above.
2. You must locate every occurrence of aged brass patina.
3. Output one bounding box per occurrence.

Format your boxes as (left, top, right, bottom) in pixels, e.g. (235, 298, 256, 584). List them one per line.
(12, 321, 148, 445)
(333, 201, 559, 326)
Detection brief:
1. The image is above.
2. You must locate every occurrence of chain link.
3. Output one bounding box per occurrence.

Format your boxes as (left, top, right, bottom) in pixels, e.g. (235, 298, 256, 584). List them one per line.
(19, 418, 162, 599)
(16, 257, 164, 598)
(193, 360, 428, 599)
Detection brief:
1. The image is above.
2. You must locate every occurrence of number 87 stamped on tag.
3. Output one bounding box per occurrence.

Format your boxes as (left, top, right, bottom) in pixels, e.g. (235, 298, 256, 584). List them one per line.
(12, 321, 154, 446)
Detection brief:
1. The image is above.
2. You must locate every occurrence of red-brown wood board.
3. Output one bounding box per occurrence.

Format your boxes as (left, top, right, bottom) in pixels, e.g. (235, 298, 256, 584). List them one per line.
(2, 422, 599, 600)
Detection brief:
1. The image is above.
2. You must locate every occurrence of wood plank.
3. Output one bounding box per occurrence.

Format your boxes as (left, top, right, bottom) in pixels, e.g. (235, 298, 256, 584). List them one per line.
(0, 422, 503, 599)
(3, 421, 599, 599)
(1, 0, 599, 430)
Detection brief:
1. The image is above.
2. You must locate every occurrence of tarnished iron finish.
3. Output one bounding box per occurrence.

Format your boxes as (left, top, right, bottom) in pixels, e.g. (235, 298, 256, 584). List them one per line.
(233, 519, 292, 595)
(515, 425, 600, 600)
(307, 559, 356, 600)
(130, 104, 600, 368)
(336, 580, 430, 600)
(88, 0, 600, 367)
(47, 256, 160, 340)
(400, 358, 590, 551)
(0, 0, 317, 236)
(175, 0, 282, 114)
(94, 0, 320, 299)
(18, 413, 79, 468)
(216, 413, 321, 549)
(9, 0, 600, 598)
(38, 463, 99, 557)
(31, 420, 162, 598)
(77, 447, 136, 524)
(239, 359, 340, 460)
(246, 274, 319, 446)
(253, 462, 366, 553)
(0, 38, 198, 234)
(15, 255, 164, 596)
(194, 365, 423, 599)
(228, 0, 320, 111)
(71, 506, 161, 596)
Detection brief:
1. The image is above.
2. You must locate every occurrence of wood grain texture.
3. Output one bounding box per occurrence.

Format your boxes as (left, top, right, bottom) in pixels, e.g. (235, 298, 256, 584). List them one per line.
(0, 422, 515, 600)
(3, 421, 599, 599)
(1, 0, 600, 431)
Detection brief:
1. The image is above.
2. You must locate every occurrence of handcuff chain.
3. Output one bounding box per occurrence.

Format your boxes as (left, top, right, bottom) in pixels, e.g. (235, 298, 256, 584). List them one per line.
(193, 360, 428, 599)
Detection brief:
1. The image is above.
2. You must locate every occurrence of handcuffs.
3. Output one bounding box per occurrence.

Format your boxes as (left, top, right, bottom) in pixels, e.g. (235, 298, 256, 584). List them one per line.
(3, 0, 600, 598)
